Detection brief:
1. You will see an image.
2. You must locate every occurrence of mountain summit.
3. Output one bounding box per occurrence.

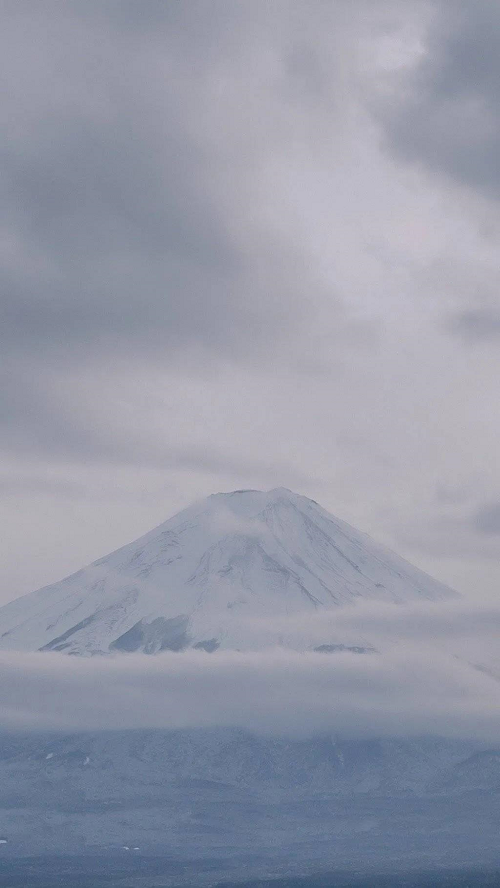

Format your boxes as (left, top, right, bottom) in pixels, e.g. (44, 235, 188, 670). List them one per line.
(0, 488, 456, 655)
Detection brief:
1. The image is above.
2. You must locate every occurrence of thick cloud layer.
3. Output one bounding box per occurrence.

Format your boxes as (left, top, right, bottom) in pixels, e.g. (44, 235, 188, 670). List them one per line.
(1, 600, 499, 741)
(2, 1, 500, 606)
(383, 0, 500, 199)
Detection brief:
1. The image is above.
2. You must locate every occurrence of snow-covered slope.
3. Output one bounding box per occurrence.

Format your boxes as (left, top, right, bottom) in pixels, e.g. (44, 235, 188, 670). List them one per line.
(0, 488, 456, 655)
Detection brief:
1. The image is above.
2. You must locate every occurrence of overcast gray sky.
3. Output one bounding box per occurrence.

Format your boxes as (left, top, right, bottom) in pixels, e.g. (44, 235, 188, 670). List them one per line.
(2, 0, 500, 606)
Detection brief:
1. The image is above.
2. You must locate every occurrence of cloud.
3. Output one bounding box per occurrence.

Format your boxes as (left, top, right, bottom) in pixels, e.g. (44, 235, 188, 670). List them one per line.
(219, 598, 500, 654)
(0, 0, 367, 471)
(381, 0, 500, 199)
(472, 503, 500, 536)
(207, 503, 274, 542)
(445, 309, 500, 342)
(1, 0, 378, 379)
(0, 645, 498, 742)
(1, 599, 500, 741)
(0, 2, 286, 365)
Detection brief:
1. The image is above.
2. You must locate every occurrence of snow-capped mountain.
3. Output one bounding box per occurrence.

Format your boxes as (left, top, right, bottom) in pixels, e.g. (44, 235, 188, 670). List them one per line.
(0, 488, 456, 656)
